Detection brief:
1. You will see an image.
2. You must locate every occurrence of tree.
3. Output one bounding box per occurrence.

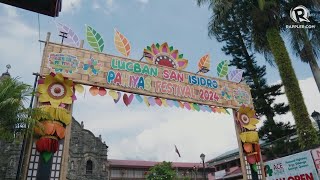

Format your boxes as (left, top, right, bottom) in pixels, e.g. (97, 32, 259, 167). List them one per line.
(197, 0, 319, 150)
(146, 161, 177, 180)
(259, 119, 299, 160)
(282, 0, 320, 92)
(0, 77, 41, 141)
(210, 0, 289, 122)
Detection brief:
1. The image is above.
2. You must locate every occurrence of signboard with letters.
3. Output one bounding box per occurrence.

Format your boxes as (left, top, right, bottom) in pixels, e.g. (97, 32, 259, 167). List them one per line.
(40, 42, 252, 109)
(265, 151, 319, 180)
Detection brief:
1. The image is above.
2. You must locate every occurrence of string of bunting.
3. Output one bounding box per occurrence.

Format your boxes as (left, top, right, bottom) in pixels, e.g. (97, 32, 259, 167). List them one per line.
(77, 85, 230, 114)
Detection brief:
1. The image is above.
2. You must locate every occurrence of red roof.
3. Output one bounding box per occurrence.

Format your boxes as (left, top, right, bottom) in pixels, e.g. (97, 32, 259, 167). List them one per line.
(108, 159, 214, 169)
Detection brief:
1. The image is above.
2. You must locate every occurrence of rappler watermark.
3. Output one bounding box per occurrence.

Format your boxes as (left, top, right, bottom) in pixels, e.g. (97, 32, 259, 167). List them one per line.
(286, 5, 316, 29)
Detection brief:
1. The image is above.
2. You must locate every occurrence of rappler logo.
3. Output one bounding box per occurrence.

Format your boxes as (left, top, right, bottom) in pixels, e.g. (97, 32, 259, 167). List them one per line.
(286, 5, 315, 29)
(290, 5, 310, 23)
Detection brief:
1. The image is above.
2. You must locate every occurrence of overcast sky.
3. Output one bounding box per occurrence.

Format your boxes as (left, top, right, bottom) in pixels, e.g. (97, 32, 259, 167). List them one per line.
(0, 0, 319, 163)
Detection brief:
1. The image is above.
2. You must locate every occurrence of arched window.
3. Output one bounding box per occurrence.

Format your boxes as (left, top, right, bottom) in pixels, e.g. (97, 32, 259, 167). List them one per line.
(86, 160, 93, 174)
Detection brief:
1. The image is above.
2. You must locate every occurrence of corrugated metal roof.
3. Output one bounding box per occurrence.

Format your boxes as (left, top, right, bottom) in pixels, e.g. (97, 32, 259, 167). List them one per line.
(108, 159, 214, 169)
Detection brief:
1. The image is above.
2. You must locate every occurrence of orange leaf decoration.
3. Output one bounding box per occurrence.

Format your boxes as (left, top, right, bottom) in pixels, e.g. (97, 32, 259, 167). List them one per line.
(114, 29, 131, 57)
(243, 143, 253, 153)
(197, 54, 210, 73)
(89, 86, 99, 96)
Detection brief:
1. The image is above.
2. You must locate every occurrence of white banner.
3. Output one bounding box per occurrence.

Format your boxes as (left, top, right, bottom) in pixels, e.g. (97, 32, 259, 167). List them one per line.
(265, 151, 319, 180)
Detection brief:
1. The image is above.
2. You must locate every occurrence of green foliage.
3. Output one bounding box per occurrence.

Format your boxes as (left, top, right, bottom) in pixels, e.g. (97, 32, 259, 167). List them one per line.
(197, 0, 319, 150)
(146, 161, 177, 180)
(266, 28, 319, 149)
(203, 0, 289, 122)
(0, 77, 45, 141)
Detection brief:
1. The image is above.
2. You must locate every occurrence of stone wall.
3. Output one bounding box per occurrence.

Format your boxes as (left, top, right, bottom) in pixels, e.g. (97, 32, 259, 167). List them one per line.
(67, 119, 109, 180)
(0, 139, 23, 180)
(0, 118, 109, 180)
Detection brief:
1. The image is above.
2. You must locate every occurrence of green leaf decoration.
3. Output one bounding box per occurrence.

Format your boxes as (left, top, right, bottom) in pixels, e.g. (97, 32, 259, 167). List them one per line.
(217, 60, 229, 78)
(225, 109, 230, 115)
(156, 43, 160, 49)
(86, 25, 104, 53)
(252, 164, 258, 172)
(193, 103, 200, 111)
(169, 46, 173, 51)
(42, 152, 52, 163)
(179, 54, 183, 58)
(147, 46, 151, 51)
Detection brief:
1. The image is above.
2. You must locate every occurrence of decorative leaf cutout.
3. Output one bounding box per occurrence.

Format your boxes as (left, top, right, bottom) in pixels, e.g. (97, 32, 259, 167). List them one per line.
(217, 60, 229, 77)
(228, 69, 244, 83)
(98, 87, 107, 96)
(89, 86, 99, 96)
(86, 25, 104, 52)
(42, 152, 52, 163)
(55, 21, 80, 47)
(198, 54, 210, 73)
(75, 84, 84, 93)
(114, 29, 131, 57)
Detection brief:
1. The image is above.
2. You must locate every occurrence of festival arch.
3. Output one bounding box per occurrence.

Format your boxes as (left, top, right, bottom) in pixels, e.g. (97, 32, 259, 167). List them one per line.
(21, 29, 266, 180)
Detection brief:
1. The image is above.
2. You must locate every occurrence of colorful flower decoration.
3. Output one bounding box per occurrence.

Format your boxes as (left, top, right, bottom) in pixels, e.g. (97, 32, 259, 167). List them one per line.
(233, 88, 250, 105)
(237, 106, 259, 130)
(38, 73, 74, 108)
(143, 42, 188, 70)
(81, 57, 102, 76)
(221, 86, 232, 100)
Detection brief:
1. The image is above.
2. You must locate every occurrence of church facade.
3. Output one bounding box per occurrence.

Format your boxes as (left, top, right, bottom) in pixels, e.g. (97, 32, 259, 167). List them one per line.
(0, 119, 109, 180)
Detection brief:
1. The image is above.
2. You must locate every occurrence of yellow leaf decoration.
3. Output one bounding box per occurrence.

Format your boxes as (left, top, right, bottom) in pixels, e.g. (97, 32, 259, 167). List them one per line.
(75, 84, 84, 93)
(197, 54, 210, 73)
(114, 29, 131, 57)
(240, 131, 259, 144)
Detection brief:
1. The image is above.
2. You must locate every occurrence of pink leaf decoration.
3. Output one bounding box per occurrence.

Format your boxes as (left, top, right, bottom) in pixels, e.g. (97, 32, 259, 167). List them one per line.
(72, 94, 77, 101)
(155, 98, 162, 106)
(228, 69, 244, 83)
(38, 79, 44, 84)
(128, 94, 134, 104)
(55, 21, 80, 47)
(98, 87, 107, 96)
(184, 102, 191, 110)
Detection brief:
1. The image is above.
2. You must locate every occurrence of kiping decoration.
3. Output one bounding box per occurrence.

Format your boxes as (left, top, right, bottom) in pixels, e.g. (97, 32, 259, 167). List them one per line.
(38, 73, 74, 108)
(85, 25, 105, 53)
(114, 29, 131, 57)
(236, 106, 259, 130)
(54, 21, 81, 47)
(197, 54, 210, 74)
(236, 105, 261, 170)
(35, 73, 74, 162)
(143, 43, 188, 70)
(228, 69, 244, 83)
(80, 57, 103, 76)
(217, 60, 229, 78)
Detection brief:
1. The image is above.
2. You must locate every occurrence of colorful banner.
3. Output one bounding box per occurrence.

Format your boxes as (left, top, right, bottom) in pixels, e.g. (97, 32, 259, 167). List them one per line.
(40, 42, 252, 108)
(264, 151, 319, 180)
(312, 147, 320, 178)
